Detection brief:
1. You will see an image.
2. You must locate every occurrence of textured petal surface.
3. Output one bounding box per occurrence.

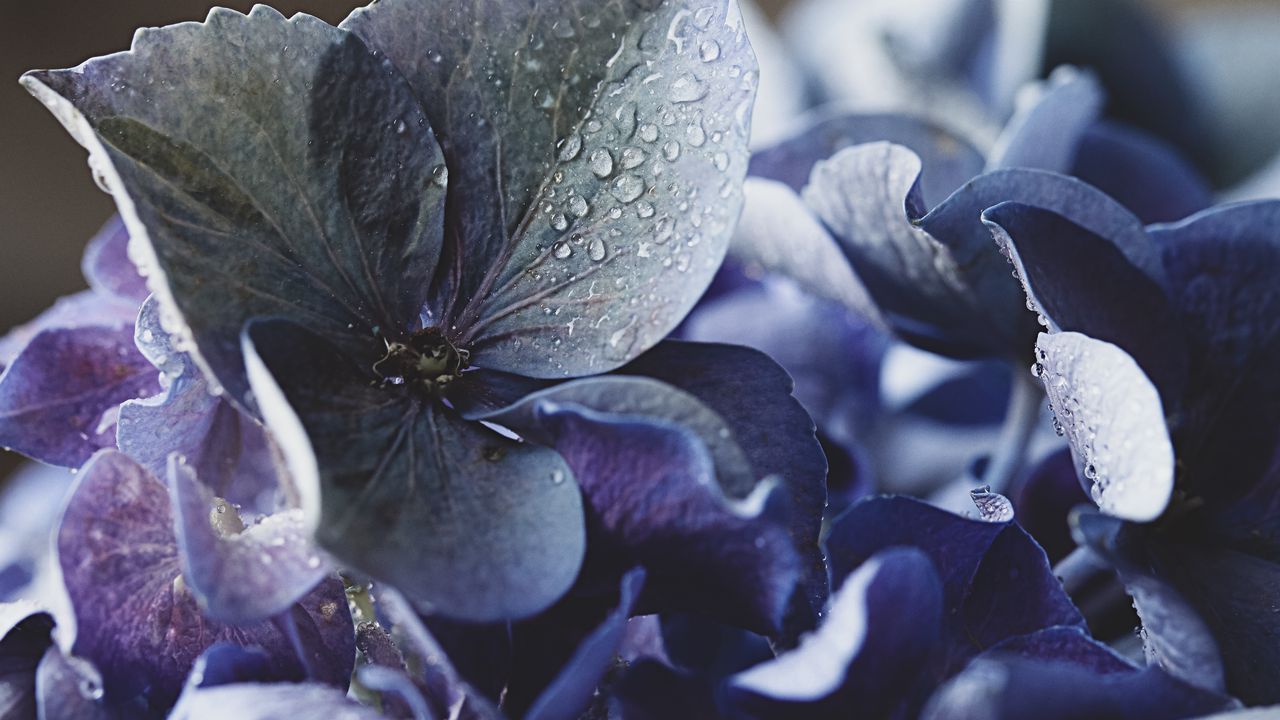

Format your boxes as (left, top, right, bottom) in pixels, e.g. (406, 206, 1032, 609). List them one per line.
(58, 451, 354, 710)
(245, 320, 584, 622)
(491, 382, 798, 636)
(728, 548, 941, 719)
(344, 0, 758, 378)
(985, 201, 1186, 403)
(1035, 332, 1174, 522)
(0, 325, 158, 467)
(169, 457, 329, 625)
(80, 215, 148, 303)
(24, 7, 448, 410)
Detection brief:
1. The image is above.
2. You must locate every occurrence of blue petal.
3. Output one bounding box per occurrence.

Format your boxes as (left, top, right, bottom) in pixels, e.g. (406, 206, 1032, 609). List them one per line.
(1072, 122, 1212, 224)
(1009, 448, 1091, 562)
(988, 67, 1102, 174)
(80, 215, 148, 304)
(169, 682, 383, 720)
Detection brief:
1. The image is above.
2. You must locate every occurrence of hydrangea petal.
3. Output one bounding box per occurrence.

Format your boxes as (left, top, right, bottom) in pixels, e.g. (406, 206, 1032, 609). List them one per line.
(34, 648, 111, 720)
(1151, 201, 1280, 503)
(1035, 332, 1174, 522)
(244, 320, 584, 622)
(749, 111, 984, 206)
(170, 683, 383, 720)
(169, 457, 328, 625)
(1009, 448, 1091, 562)
(23, 6, 449, 410)
(728, 179, 881, 324)
(0, 326, 158, 467)
(987, 67, 1102, 174)
(0, 291, 136, 372)
(343, 0, 758, 378)
(728, 548, 941, 718)
(498, 390, 799, 636)
(985, 201, 1187, 403)
(58, 451, 354, 710)
(80, 215, 148, 304)
(0, 604, 53, 720)
(1072, 122, 1212, 224)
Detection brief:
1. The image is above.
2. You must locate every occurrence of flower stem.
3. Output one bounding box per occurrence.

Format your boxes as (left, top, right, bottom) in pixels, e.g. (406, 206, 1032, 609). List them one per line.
(981, 367, 1042, 492)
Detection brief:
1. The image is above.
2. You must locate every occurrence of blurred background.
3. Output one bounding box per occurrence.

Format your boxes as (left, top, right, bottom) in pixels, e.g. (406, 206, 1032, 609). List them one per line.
(2, 0, 1279, 481)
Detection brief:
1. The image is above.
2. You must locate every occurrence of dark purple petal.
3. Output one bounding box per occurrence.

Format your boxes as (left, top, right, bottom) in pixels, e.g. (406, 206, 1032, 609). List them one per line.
(0, 291, 136, 372)
(169, 683, 382, 720)
(985, 200, 1187, 404)
(59, 451, 354, 711)
(521, 568, 646, 720)
(727, 548, 942, 719)
(245, 320, 584, 622)
(34, 648, 112, 720)
(80, 215, 148, 304)
(343, 1, 757, 379)
(1073, 511, 1226, 694)
(1034, 332, 1174, 522)
(826, 496, 1083, 677)
(499, 389, 799, 636)
(984, 626, 1134, 674)
(119, 298, 280, 515)
(988, 67, 1102, 174)
(749, 110, 984, 207)
(0, 326, 158, 467)
(923, 656, 1235, 720)
(727, 179, 882, 325)
(169, 457, 329, 625)
(1072, 122, 1212, 224)
(660, 615, 773, 678)
(902, 361, 1010, 427)
(613, 661, 724, 720)
(621, 340, 833, 634)
(1010, 448, 1092, 562)
(1, 604, 53, 720)
(1152, 201, 1280, 503)
(24, 7, 448, 411)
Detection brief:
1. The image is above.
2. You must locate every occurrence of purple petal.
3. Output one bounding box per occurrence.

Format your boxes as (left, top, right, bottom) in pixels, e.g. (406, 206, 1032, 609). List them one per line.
(518, 393, 799, 636)
(1009, 448, 1092, 562)
(0, 326, 158, 467)
(34, 647, 112, 720)
(1035, 332, 1174, 521)
(169, 457, 329, 624)
(80, 215, 148, 304)
(749, 110, 984, 207)
(923, 656, 1235, 720)
(621, 340, 833, 634)
(988, 67, 1103, 174)
(984, 626, 1134, 675)
(728, 548, 942, 718)
(0, 291, 137, 372)
(985, 200, 1187, 404)
(1072, 122, 1212, 224)
(169, 683, 382, 720)
(826, 496, 1083, 676)
(1152, 201, 1280, 504)
(59, 451, 354, 710)
(521, 568, 646, 720)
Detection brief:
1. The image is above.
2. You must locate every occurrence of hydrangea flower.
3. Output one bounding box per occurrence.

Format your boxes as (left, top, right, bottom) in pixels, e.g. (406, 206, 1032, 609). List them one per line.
(991, 196, 1280, 703)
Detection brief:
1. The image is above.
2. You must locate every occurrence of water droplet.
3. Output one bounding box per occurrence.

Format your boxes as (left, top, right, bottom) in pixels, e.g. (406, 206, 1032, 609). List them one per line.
(662, 140, 682, 161)
(620, 147, 646, 169)
(307, 556, 322, 569)
(1031, 362, 1044, 378)
(636, 201, 655, 218)
(614, 102, 638, 138)
(694, 6, 716, 27)
(430, 164, 449, 187)
(557, 133, 583, 162)
(638, 123, 659, 143)
(395, 119, 407, 134)
(567, 195, 590, 218)
(553, 241, 572, 259)
(550, 213, 569, 231)
(699, 40, 721, 62)
(670, 74, 707, 103)
(712, 151, 729, 171)
(686, 124, 706, 147)
(610, 174, 645, 203)
(589, 148, 614, 177)
(588, 237, 607, 262)
(551, 469, 566, 485)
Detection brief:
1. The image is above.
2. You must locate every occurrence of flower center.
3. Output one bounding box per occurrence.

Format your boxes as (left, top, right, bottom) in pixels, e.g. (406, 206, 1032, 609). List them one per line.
(372, 327, 468, 396)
